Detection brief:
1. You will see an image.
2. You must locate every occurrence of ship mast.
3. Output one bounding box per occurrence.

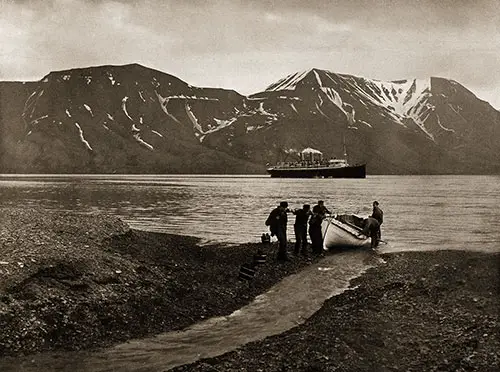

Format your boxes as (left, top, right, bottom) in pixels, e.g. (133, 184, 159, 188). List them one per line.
(342, 132, 348, 162)
(343, 104, 355, 164)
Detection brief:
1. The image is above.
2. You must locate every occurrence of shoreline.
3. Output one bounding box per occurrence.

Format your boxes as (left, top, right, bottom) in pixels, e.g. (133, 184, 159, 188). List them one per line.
(0, 207, 320, 357)
(172, 250, 500, 371)
(2, 207, 499, 371)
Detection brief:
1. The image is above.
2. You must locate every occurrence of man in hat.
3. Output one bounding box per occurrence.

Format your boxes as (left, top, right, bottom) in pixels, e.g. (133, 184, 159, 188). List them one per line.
(292, 204, 312, 256)
(265, 201, 290, 261)
(371, 200, 383, 243)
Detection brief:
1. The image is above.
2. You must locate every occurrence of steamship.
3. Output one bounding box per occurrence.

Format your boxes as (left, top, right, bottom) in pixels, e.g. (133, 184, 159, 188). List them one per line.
(266, 147, 366, 179)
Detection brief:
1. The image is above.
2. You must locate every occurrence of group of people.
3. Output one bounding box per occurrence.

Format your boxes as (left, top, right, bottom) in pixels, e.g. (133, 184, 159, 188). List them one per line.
(265, 200, 384, 261)
(265, 200, 331, 261)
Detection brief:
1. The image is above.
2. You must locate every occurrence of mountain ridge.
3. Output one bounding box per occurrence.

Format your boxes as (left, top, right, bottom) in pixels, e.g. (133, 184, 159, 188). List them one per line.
(1, 63, 499, 174)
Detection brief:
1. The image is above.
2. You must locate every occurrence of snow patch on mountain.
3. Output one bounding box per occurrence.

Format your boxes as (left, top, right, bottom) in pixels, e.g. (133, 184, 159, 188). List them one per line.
(193, 115, 237, 143)
(107, 113, 114, 121)
(319, 88, 346, 114)
(122, 97, 133, 121)
(155, 91, 181, 124)
(83, 104, 93, 117)
(369, 78, 432, 118)
(75, 123, 92, 150)
(151, 130, 163, 137)
(257, 102, 274, 116)
(27, 114, 49, 126)
(315, 102, 330, 119)
(107, 73, 116, 85)
(133, 133, 154, 150)
(30, 115, 48, 125)
(213, 117, 237, 130)
(23, 90, 43, 119)
(65, 109, 72, 118)
(267, 69, 440, 141)
(436, 113, 456, 133)
(356, 78, 437, 139)
(185, 103, 201, 132)
(138, 91, 146, 102)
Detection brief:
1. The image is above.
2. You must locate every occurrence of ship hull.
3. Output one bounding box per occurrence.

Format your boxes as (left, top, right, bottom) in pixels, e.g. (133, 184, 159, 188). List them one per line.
(267, 164, 366, 178)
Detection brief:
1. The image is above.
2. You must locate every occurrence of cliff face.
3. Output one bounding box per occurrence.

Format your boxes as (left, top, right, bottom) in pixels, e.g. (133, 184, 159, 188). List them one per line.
(1, 64, 499, 174)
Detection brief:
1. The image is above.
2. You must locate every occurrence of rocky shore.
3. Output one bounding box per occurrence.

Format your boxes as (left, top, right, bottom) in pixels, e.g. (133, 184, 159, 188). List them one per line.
(2, 207, 499, 371)
(0, 207, 315, 357)
(172, 250, 500, 372)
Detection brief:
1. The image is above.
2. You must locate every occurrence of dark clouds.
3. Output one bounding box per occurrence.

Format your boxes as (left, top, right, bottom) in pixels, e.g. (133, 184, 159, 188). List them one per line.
(0, 0, 499, 107)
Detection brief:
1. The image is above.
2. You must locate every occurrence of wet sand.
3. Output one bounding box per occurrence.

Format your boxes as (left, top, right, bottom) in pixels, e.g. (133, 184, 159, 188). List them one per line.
(173, 250, 500, 372)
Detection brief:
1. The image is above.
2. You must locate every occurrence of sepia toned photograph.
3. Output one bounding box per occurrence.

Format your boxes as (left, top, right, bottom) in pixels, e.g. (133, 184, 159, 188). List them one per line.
(0, 0, 499, 371)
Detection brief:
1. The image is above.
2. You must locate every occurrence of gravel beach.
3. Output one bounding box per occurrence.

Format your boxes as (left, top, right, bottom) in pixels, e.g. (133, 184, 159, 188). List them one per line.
(0, 207, 316, 357)
(2, 207, 499, 371)
(173, 250, 500, 372)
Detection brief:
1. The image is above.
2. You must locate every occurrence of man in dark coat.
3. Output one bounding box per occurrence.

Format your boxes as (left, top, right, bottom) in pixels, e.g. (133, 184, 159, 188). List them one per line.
(293, 204, 312, 256)
(371, 201, 383, 241)
(309, 204, 323, 254)
(362, 216, 380, 248)
(266, 201, 290, 261)
(308, 200, 331, 254)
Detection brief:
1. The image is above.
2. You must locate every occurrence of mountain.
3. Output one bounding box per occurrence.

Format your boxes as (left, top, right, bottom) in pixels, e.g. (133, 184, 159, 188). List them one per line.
(203, 68, 500, 174)
(0, 64, 262, 173)
(0, 64, 499, 174)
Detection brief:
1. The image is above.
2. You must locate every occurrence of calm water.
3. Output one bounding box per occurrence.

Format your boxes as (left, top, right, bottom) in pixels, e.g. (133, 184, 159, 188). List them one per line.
(0, 174, 499, 371)
(1, 174, 499, 253)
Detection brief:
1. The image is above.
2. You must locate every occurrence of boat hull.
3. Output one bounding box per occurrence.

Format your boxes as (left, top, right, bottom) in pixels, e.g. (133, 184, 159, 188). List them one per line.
(267, 164, 366, 178)
(322, 216, 371, 249)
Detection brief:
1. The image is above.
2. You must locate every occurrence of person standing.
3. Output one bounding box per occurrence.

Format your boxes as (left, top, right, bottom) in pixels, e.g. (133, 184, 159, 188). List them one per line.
(265, 201, 290, 262)
(361, 216, 380, 248)
(309, 204, 323, 254)
(293, 204, 312, 256)
(309, 200, 332, 254)
(371, 201, 383, 242)
(317, 200, 331, 218)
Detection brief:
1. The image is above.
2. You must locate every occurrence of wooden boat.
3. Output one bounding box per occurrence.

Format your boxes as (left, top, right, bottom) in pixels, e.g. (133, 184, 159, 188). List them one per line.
(321, 214, 371, 249)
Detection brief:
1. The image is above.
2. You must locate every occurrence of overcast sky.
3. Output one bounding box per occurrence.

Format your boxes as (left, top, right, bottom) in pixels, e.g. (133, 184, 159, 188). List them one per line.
(1, 0, 499, 108)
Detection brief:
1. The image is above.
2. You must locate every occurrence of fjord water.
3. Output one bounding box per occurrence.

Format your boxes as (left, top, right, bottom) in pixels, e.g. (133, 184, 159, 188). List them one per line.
(0, 175, 499, 371)
(1, 174, 499, 253)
